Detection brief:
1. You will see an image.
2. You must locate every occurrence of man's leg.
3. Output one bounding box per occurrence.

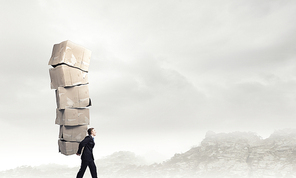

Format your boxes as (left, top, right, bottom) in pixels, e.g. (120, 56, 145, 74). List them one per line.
(76, 160, 88, 178)
(88, 160, 98, 178)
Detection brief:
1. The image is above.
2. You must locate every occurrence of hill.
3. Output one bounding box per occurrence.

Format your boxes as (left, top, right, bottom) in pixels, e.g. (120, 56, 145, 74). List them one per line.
(1, 129, 296, 178)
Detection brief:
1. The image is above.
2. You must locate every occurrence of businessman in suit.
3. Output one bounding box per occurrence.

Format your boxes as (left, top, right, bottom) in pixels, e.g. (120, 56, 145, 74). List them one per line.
(76, 128, 97, 178)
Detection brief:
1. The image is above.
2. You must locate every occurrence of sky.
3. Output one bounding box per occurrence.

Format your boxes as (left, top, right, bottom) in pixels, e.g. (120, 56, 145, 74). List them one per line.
(1, 0, 296, 171)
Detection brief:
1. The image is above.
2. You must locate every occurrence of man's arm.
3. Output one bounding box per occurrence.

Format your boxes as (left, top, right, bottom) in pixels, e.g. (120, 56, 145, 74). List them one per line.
(76, 136, 91, 155)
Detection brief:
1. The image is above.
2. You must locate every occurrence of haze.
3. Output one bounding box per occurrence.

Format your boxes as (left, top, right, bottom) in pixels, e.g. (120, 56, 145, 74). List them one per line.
(1, 0, 296, 171)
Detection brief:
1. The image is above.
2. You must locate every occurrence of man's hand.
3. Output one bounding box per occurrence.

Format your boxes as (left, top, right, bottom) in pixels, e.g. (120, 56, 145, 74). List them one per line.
(76, 153, 81, 156)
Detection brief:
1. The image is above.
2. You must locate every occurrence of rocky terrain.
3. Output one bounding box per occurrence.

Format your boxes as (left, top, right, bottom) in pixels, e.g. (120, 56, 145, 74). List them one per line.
(159, 130, 296, 178)
(2, 129, 296, 178)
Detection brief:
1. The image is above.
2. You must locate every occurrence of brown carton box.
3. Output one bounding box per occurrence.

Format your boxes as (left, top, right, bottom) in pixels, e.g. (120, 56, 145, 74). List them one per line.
(58, 139, 79, 155)
(49, 65, 89, 89)
(55, 85, 91, 109)
(59, 125, 87, 142)
(48, 40, 91, 72)
(55, 108, 90, 126)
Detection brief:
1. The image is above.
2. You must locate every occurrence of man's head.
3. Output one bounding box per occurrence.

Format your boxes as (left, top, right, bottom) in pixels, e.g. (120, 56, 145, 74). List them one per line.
(87, 128, 96, 136)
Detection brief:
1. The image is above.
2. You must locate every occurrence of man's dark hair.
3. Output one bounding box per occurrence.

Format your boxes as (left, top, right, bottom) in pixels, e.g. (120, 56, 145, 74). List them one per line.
(88, 128, 94, 135)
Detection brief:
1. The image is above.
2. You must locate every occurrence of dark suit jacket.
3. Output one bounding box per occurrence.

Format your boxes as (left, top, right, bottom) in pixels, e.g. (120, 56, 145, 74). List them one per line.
(77, 135, 95, 161)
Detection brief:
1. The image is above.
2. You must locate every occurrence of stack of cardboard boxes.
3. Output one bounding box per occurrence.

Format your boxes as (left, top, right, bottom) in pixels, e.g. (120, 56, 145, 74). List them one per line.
(48, 40, 92, 155)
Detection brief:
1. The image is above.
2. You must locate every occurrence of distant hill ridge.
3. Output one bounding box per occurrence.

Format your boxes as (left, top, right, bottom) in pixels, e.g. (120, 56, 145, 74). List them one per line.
(161, 130, 296, 178)
(2, 129, 296, 178)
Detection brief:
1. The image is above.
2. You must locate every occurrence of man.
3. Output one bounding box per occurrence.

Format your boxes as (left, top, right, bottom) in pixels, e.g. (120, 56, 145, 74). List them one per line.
(76, 128, 97, 178)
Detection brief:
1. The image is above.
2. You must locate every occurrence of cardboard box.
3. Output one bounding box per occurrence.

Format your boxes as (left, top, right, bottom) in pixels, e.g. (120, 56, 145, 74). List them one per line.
(48, 40, 91, 72)
(59, 125, 87, 142)
(58, 139, 79, 156)
(55, 85, 91, 109)
(49, 65, 89, 89)
(55, 108, 90, 126)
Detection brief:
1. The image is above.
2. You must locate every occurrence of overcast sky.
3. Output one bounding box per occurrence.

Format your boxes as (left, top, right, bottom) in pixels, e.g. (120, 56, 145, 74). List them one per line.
(1, 0, 296, 171)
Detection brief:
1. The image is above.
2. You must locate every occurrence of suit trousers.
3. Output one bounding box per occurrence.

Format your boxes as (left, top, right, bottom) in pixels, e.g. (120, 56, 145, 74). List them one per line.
(76, 160, 97, 178)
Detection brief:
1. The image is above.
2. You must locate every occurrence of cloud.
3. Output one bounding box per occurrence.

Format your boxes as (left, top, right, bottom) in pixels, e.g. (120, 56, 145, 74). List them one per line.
(1, 0, 296, 170)
(89, 55, 207, 134)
